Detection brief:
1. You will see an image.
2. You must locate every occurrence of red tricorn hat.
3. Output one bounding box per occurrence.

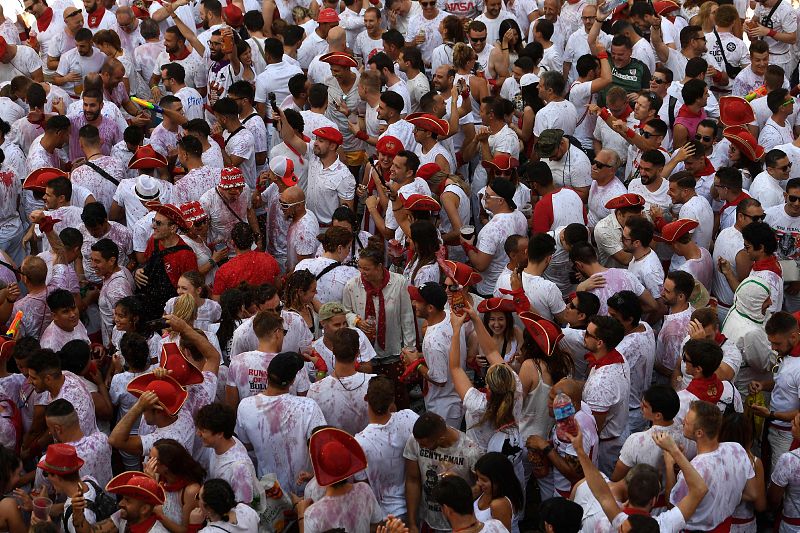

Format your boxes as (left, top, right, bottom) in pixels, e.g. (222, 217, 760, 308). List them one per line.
(313, 127, 344, 146)
(179, 201, 207, 225)
(0, 337, 14, 361)
(519, 311, 563, 356)
(406, 112, 449, 137)
(127, 373, 188, 416)
(37, 443, 84, 476)
(219, 166, 246, 190)
(477, 297, 517, 313)
(653, 0, 679, 14)
(0, 37, 8, 61)
(144, 201, 190, 231)
(159, 342, 204, 386)
(723, 125, 764, 162)
(719, 96, 756, 127)
(402, 193, 441, 212)
(653, 218, 699, 243)
(106, 472, 165, 506)
(320, 51, 358, 68)
(223, 3, 243, 27)
(309, 428, 367, 487)
(442, 260, 482, 287)
(605, 193, 645, 210)
(481, 153, 520, 172)
(376, 136, 404, 157)
(128, 145, 169, 170)
(23, 168, 68, 193)
(317, 7, 340, 22)
(416, 163, 442, 181)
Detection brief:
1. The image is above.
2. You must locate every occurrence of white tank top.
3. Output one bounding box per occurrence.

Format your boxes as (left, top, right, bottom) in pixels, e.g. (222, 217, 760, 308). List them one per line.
(419, 142, 457, 174)
(711, 228, 744, 307)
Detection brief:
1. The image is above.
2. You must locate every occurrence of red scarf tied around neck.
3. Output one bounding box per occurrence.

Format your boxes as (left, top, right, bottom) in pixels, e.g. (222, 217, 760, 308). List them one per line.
(126, 513, 159, 533)
(363, 268, 390, 350)
(86, 5, 106, 28)
(36, 7, 54, 32)
(584, 349, 624, 369)
(686, 373, 724, 403)
(752, 255, 783, 277)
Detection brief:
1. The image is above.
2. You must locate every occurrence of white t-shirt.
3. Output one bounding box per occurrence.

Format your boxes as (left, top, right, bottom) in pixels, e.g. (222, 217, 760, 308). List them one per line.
(544, 144, 592, 190)
(534, 100, 578, 137)
(295, 257, 360, 304)
(287, 212, 320, 272)
(583, 357, 631, 439)
(475, 210, 528, 294)
(588, 178, 627, 228)
(772, 449, 800, 525)
(308, 372, 375, 436)
(422, 317, 466, 424)
(311, 329, 376, 371)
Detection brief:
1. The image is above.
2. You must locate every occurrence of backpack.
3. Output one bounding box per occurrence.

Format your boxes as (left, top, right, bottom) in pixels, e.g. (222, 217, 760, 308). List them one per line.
(62, 479, 118, 530)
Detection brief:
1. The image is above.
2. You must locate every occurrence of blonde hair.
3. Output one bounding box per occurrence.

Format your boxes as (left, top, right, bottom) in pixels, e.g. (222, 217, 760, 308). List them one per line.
(478, 364, 517, 429)
(427, 171, 471, 200)
(452, 42, 475, 71)
(172, 293, 198, 325)
(359, 69, 382, 93)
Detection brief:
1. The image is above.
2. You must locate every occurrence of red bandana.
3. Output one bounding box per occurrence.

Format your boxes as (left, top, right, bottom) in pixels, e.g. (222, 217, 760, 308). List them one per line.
(686, 374, 724, 404)
(285, 134, 310, 164)
(362, 268, 390, 350)
(169, 45, 192, 61)
(86, 5, 106, 28)
(160, 476, 191, 493)
(788, 341, 800, 358)
(714, 332, 727, 346)
(693, 157, 715, 179)
(37, 7, 54, 32)
(677, 104, 704, 119)
(621, 507, 651, 517)
(126, 514, 159, 533)
(752, 255, 782, 277)
(585, 348, 624, 369)
(720, 190, 750, 213)
(616, 104, 633, 122)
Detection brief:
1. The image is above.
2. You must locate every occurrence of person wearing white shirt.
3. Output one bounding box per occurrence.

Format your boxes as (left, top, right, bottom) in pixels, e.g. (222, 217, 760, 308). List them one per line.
(404, 0, 446, 67)
(339, 1, 366, 48)
(564, 4, 611, 84)
(751, 149, 792, 209)
(398, 47, 430, 113)
(353, 7, 384, 61)
(587, 150, 627, 228)
(705, 6, 749, 95)
(297, 9, 340, 69)
(473, 0, 514, 43)
(533, 71, 578, 138)
(748, 0, 797, 73)
(759, 89, 795, 151)
(254, 37, 303, 142)
(537, 130, 592, 202)
(149, 28, 208, 95)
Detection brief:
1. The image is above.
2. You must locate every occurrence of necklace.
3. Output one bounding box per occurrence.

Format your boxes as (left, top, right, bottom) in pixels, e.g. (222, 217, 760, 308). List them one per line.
(332, 370, 366, 392)
(453, 522, 480, 532)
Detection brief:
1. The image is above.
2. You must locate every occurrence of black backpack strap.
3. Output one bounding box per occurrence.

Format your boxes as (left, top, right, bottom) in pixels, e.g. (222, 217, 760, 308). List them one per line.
(315, 261, 342, 281)
(714, 29, 732, 71)
(763, 0, 782, 27)
(668, 96, 677, 130)
(215, 188, 246, 224)
(84, 160, 120, 186)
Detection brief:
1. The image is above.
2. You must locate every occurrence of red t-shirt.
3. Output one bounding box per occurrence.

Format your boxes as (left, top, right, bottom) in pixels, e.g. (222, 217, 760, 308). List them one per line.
(144, 236, 199, 288)
(213, 250, 281, 295)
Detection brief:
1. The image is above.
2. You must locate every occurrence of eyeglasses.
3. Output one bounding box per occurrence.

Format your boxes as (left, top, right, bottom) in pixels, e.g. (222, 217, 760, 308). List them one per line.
(772, 163, 793, 171)
(584, 330, 599, 340)
(651, 77, 668, 85)
(279, 200, 305, 209)
(694, 35, 706, 41)
(484, 193, 504, 201)
(744, 213, 766, 222)
(788, 194, 800, 203)
(641, 130, 656, 139)
(695, 134, 713, 142)
(420, 1, 436, 6)
(469, 36, 487, 42)
(591, 159, 613, 169)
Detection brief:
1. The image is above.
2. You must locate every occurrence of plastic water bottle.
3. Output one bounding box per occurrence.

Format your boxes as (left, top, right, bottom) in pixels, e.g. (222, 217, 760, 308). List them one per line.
(599, 0, 627, 14)
(553, 391, 579, 442)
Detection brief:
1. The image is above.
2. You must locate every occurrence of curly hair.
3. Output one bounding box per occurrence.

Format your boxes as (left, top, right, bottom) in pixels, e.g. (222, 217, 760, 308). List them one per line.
(283, 270, 316, 312)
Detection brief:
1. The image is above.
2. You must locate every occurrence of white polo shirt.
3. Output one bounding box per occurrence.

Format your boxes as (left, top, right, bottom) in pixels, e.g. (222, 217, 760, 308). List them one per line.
(306, 156, 356, 225)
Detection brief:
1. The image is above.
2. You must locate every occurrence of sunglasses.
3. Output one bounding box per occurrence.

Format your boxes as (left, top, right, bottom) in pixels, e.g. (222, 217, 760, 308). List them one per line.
(420, 1, 436, 6)
(152, 219, 172, 227)
(65, 8, 82, 18)
(470, 36, 487, 42)
(744, 213, 766, 222)
(651, 78, 668, 85)
(279, 200, 305, 209)
(584, 330, 599, 340)
(641, 130, 656, 139)
(695, 134, 713, 142)
(591, 159, 613, 169)
(773, 163, 793, 171)
(23, 0, 38, 12)
(789, 195, 800, 203)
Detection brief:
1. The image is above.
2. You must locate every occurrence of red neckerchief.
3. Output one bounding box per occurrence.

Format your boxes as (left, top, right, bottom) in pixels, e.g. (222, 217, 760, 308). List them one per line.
(169, 45, 192, 61)
(686, 374, 724, 403)
(720, 190, 750, 212)
(693, 157, 715, 178)
(362, 268, 390, 350)
(585, 348, 624, 369)
(285, 134, 310, 164)
(160, 476, 191, 493)
(752, 255, 782, 277)
(789, 342, 800, 358)
(126, 514, 159, 533)
(86, 5, 106, 28)
(714, 332, 727, 346)
(36, 7, 54, 31)
(677, 105, 704, 119)
(131, 5, 150, 18)
(621, 507, 650, 517)
(615, 104, 633, 122)
(26, 113, 46, 129)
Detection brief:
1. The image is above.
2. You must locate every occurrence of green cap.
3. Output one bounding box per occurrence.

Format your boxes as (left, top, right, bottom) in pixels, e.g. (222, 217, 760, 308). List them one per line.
(535, 128, 564, 158)
(319, 302, 346, 321)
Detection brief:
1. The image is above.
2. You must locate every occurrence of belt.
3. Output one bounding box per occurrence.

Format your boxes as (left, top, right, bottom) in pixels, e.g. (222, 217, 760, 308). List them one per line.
(770, 421, 792, 431)
(729, 516, 754, 525)
(781, 514, 800, 526)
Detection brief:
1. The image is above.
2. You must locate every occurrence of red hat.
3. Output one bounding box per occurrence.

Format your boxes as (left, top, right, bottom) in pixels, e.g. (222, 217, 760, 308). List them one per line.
(406, 112, 449, 137)
(723, 125, 764, 162)
(416, 163, 442, 181)
(317, 8, 340, 23)
(442, 260, 482, 287)
(37, 443, 84, 476)
(179, 201, 207, 225)
(313, 127, 343, 146)
(0, 37, 8, 60)
(269, 156, 298, 187)
(219, 167, 246, 190)
(604, 193, 645, 210)
(519, 312, 563, 356)
(127, 373, 188, 416)
(223, 4, 243, 27)
(144, 200, 190, 231)
(477, 297, 517, 313)
(320, 51, 358, 68)
(376, 136, 404, 157)
(653, 0, 679, 14)
(402, 193, 440, 212)
(128, 145, 168, 169)
(654, 218, 699, 243)
(106, 472, 165, 506)
(719, 96, 756, 127)
(309, 428, 367, 486)
(481, 153, 520, 172)
(23, 168, 68, 193)
(0, 338, 14, 361)
(159, 343, 204, 386)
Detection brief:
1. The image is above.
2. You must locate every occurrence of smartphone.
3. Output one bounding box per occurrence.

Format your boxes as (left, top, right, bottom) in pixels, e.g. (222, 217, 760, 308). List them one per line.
(146, 318, 169, 331)
(268, 92, 279, 114)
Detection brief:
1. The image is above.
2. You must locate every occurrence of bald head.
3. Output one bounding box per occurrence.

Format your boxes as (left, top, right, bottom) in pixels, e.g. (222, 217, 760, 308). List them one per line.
(21, 256, 48, 287)
(83, 73, 103, 92)
(281, 185, 305, 203)
(116, 5, 133, 18)
(327, 27, 346, 51)
(63, 6, 79, 20)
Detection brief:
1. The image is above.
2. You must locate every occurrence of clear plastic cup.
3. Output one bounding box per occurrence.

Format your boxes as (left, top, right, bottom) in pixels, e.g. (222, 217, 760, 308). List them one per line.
(32, 497, 52, 521)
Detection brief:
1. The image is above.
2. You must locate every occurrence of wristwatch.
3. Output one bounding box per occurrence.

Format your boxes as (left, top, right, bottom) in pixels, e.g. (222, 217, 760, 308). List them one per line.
(541, 444, 554, 456)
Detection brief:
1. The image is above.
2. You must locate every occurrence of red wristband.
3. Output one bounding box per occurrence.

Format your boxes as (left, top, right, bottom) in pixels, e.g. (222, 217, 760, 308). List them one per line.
(355, 130, 369, 141)
(625, 128, 636, 139)
(599, 108, 611, 121)
(461, 241, 478, 254)
(768, 29, 777, 37)
(596, 51, 608, 60)
(712, 70, 723, 83)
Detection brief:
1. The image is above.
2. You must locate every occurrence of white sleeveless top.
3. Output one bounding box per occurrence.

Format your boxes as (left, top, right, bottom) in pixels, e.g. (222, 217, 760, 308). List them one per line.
(419, 141, 457, 173)
(519, 361, 555, 441)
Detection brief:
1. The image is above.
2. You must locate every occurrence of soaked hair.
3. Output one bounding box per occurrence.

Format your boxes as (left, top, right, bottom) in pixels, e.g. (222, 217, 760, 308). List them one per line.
(283, 270, 316, 312)
(477, 364, 517, 429)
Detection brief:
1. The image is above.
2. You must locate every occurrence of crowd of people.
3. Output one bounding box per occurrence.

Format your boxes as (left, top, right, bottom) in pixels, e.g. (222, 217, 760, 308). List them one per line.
(3, 0, 800, 529)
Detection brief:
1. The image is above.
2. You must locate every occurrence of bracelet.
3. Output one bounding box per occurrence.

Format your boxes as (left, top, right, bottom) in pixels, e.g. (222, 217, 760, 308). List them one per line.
(625, 127, 636, 139)
(501, 47, 508, 50)
(596, 51, 608, 60)
(355, 130, 369, 141)
(768, 29, 777, 37)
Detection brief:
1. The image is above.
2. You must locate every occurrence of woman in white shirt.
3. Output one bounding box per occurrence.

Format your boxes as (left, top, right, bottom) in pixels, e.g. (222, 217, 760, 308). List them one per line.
(192, 479, 260, 533)
(164, 271, 222, 331)
(112, 295, 162, 363)
(431, 15, 465, 74)
(283, 269, 321, 339)
(403, 220, 442, 288)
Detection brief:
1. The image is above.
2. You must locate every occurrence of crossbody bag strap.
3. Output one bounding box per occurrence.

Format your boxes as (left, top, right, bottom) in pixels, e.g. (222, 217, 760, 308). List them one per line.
(84, 160, 120, 186)
(215, 188, 246, 224)
(714, 29, 733, 71)
(315, 261, 342, 281)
